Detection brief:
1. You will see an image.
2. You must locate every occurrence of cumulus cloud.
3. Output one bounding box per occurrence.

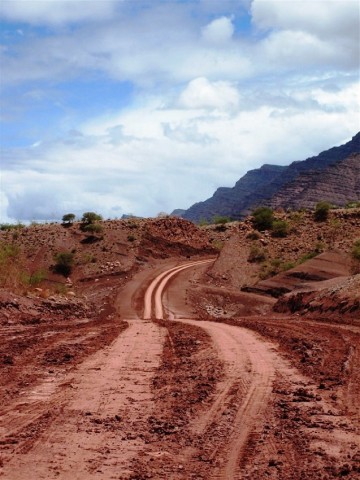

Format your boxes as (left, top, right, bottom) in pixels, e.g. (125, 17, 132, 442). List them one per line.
(201, 16, 235, 44)
(0, 0, 359, 222)
(251, 0, 359, 68)
(2, 81, 358, 222)
(179, 77, 240, 111)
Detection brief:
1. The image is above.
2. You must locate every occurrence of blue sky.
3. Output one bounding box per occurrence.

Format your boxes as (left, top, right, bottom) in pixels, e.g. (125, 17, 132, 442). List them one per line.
(0, 0, 359, 222)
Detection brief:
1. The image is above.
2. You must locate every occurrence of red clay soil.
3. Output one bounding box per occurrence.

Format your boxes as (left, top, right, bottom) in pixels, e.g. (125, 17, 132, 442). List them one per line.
(1, 214, 360, 479)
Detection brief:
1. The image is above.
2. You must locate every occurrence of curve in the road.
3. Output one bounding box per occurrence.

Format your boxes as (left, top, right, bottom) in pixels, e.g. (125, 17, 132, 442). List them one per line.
(150, 259, 276, 479)
(143, 258, 215, 320)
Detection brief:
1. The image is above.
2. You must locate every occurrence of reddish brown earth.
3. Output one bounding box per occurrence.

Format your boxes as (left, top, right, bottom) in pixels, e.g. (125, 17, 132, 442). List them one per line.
(1, 214, 360, 479)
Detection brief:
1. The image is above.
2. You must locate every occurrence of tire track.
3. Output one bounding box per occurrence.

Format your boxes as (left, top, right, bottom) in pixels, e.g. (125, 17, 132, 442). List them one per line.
(150, 261, 276, 479)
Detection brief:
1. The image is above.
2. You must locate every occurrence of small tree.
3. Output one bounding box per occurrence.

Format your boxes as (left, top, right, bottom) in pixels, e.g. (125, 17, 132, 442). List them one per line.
(314, 201, 331, 222)
(62, 213, 76, 224)
(81, 212, 103, 224)
(252, 207, 274, 231)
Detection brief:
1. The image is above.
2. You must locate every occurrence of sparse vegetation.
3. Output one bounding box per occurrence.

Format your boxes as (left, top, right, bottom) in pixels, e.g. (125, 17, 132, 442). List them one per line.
(212, 215, 231, 225)
(314, 201, 331, 222)
(246, 231, 261, 240)
(0, 243, 22, 288)
(127, 234, 136, 242)
(82, 223, 103, 234)
(248, 244, 267, 263)
(272, 220, 289, 238)
(252, 207, 274, 231)
(351, 239, 360, 261)
(0, 223, 25, 231)
(259, 258, 296, 280)
(212, 239, 224, 251)
(198, 218, 209, 226)
(345, 201, 360, 209)
(21, 269, 47, 286)
(54, 251, 74, 276)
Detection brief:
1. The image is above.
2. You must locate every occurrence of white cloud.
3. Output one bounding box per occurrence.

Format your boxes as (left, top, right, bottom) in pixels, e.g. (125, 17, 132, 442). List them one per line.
(251, 0, 359, 68)
(0, 1, 359, 222)
(252, 0, 358, 40)
(0, 0, 118, 25)
(179, 77, 240, 111)
(201, 16, 235, 44)
(2, 81, 358, 221)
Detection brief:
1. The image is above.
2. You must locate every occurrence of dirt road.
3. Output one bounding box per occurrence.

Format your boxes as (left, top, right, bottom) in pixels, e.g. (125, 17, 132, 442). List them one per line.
(1, 259, 359, 479)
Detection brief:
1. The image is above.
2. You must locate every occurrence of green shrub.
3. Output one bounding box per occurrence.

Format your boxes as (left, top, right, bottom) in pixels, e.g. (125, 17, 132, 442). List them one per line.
(299, 251, 318, 264)
(127, 234, 136, 242)
(281, 261, 295, 271)
(212, 239, 224, 251)
(54, 251, 74, 276)
(252, 207, 274, 231)
(198, 218, 209, 226)
(352, 239, 360, 261)
(314, 201, 331, 221)
(21, 269, 47, 286)
(212, 215, 231, 225)
(246, 231, 261, 240)
(82, 223, 103, 234)
(0, 243, 22, 288)
(248, 244, 267, 263)
(345, 201, 360, 209)
(272, 220, 289, 238)
(0, 223, 25, 231)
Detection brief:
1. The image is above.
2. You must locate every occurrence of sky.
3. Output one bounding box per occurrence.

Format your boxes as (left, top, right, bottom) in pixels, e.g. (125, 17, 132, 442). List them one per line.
(0, 0, 359, 222)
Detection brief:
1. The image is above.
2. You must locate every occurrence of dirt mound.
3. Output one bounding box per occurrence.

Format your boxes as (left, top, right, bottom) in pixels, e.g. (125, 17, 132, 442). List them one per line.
(204, 209, 360, 291)
(274, 274, 360, 321)
(140, 217, 215, 258)
(246, 250, 352, 297)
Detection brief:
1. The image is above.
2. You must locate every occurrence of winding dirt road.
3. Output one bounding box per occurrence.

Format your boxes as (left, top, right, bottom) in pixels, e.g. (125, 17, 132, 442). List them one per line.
(1, 259, 359, 479)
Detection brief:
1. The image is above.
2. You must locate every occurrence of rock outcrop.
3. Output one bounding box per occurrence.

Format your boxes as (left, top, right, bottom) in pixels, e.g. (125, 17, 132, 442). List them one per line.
(182, 132, 360, 222)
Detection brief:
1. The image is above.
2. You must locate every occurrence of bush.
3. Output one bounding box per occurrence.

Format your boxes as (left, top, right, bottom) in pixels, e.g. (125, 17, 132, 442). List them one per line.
(345, 201, 360, 209)
(54, 251, 74, 276)
(0, 223, 25, 231)
(198, 218, 209, 226)
(82, 223, 103, 234)
(272, 220, 289, 238)
(127, 234, 136, 242)
(314, 201, 331, 221)
(22, 269, 47, 286)
(211, 239, 224, 251)
(212, 215, 231, 225)
(252, 207, 274, 231)
(352, 239, 360, 261)
(248, 245, 267, 263)
(246, 231, 261, 240)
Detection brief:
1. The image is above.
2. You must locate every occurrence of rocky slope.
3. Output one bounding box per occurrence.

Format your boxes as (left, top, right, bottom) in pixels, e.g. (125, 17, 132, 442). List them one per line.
(270, 153, 360, 210)
(181, 132, 360, 222)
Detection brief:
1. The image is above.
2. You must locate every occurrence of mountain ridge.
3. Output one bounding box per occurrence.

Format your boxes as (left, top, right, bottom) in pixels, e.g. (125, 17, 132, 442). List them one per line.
(180, 132, 360, 222)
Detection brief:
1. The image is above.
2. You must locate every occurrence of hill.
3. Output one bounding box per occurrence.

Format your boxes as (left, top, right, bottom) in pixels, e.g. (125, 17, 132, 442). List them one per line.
(181, 132, 360, 222)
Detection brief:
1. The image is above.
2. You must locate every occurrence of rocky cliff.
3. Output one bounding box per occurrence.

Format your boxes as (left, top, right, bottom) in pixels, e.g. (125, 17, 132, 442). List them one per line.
(181, 132, 360, 222)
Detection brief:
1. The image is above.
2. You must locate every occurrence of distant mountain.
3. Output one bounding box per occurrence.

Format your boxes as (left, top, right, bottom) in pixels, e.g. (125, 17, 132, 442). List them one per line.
(180, 132, 360, 222)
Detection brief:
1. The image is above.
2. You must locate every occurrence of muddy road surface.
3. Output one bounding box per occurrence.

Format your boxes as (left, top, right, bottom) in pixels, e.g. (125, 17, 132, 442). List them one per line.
(1, 259, 359, 479)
